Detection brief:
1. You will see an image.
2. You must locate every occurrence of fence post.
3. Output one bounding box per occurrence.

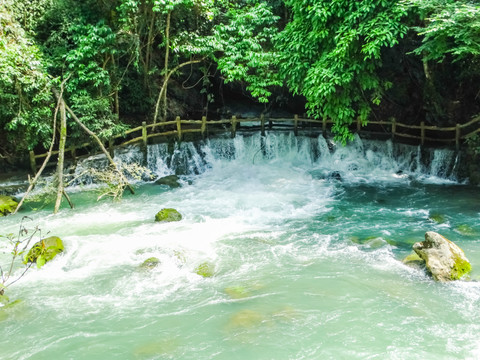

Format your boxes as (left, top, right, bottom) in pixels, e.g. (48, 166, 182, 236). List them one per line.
(201, 116, 207, 139)
(455, 123, 461, 151)
(357, 117, 361, 132)
(176, 116, 182, 141)
(29, 150, 37, 175)
(421, 121, 425, 146)
(391, 119, 396, 141)
(231, 116, 237, 138)
(294, 114, 299, 136)
(71, 148, 77, 165)
(322, 118, 327, 133)
(260, 114, 266, 136)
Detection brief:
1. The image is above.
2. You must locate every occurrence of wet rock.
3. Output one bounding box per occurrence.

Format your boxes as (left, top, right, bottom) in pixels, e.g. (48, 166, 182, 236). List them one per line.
(402, 252, 425, 270)
(133, 338, 179, 359)
(195, 261, 215, 278)
(327, 171, 342, 181)
(154, 175, 181, 188)
(428, 213, 446, 224)
(413, 231, 471, 281)
(154, 208, 182, 222)
(0, 195, 18, 216)
(227, 309, 264, 329)
(24, 236, 64, 268)
(225, 286, 251, 299)
(140, 257, 160, 269)
(455, 224, 476, 236)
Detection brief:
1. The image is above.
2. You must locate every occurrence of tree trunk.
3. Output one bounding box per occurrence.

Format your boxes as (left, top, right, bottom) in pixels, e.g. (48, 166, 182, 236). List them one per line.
(161, 10, 171, 123)
(144, 9, 156, 92)
(53, 94, 68, 213)
(14, 78, 74, 215)
(153, 59, 203, 126)
(111, 53, 120, 117)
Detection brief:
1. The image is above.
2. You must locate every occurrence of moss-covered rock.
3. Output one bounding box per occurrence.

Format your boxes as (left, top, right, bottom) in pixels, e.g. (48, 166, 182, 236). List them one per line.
(402, 252, 425, 270)
(455, 224, 477, 236)
(225, 286, 251, 299)
(24, 236, 64, 268)
(0, 295, 9, 306)
(155, 175, 181, 188)
(428, 213, 446, 224)
(195, 261, 215, 278)
(154, 208, 182, 223)
(140, 257, 160, 269)
(227, 309, 265, 329)
(413, 231, 471, 281)
(0, 195, 17, 216)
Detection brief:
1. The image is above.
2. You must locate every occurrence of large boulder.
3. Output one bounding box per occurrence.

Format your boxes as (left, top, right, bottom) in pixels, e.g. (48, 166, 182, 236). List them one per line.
(154, 208, 182, 222)
(0, 195, 17, 216)
(24, 236, 64, 268)
(413, 231, 471, 281)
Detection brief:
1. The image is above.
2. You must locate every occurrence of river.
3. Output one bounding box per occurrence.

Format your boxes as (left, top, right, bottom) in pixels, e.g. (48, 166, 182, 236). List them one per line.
(1, 132, 480, 359)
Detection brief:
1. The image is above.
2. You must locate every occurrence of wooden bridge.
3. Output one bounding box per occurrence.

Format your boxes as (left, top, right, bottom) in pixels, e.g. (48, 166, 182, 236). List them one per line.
(29, 114, 480, 174)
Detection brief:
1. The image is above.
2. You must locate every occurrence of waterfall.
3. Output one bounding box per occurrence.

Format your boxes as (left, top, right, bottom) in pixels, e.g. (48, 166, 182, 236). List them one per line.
(69, 131, 462, 186)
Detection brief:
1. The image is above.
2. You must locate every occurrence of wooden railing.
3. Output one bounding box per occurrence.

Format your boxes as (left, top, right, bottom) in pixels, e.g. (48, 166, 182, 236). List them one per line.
(28, 114, 480, 174)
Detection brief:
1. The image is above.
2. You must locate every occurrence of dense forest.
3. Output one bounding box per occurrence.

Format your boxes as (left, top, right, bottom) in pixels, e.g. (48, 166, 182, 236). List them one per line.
(1, 0, 479, 158)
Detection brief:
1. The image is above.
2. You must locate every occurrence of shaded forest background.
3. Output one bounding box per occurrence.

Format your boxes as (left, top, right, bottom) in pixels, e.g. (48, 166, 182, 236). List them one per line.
(1, 0, 479, 161)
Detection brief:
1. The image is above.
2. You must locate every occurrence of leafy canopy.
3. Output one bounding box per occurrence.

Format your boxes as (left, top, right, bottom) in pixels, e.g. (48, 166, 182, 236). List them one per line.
(276, 0, 408, 143)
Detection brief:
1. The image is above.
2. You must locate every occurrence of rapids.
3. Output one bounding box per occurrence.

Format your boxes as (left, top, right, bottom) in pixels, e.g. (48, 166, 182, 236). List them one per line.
(1, 132, 480, 359)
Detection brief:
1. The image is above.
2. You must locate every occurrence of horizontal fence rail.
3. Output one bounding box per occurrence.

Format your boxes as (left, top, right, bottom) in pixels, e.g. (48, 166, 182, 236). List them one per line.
(29, 115, 480, 174)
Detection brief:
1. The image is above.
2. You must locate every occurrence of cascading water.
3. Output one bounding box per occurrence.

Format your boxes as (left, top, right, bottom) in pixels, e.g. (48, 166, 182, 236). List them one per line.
(1, 132, 479, 360)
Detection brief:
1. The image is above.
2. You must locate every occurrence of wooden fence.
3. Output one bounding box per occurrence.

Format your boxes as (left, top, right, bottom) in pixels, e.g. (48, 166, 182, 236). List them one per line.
(29, 114, 480, 174)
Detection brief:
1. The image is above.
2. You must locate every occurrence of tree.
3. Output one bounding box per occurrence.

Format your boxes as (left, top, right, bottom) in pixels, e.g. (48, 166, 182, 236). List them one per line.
(276, 0, 408, 143)
(403, 0, 480, 124)
(152, 0, 281, 124)
(0, 0, 53, 153)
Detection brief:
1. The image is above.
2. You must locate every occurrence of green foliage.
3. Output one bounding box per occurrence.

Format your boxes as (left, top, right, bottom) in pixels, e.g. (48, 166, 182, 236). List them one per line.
(212, 1, 281, 103)
(276, 0, 408, 143)
(64, 21, 116, 91)
(405, 0, 480, 62)
(0, 0, 53, 152)
(68, 91, 127, 143)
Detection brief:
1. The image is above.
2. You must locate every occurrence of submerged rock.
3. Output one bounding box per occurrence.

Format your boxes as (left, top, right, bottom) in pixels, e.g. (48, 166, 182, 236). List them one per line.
(140, 257, 160, 269)
(155, 175, 181, 188)
(24, 236, 64, 268)
(0, 195, 18, 216)
(195, 261, 215, 278)
(428, 213, 446, 224)
(413, 231, 471, 281)
(227, 309, 265, 329)
(225, 286, 251, 299)
(455, 224, 477, 236)
(154, 208, 182, 222)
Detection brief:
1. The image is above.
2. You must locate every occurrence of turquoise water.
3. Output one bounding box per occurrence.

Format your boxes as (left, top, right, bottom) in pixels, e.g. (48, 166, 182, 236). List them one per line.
(1, 133, 480, 359)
